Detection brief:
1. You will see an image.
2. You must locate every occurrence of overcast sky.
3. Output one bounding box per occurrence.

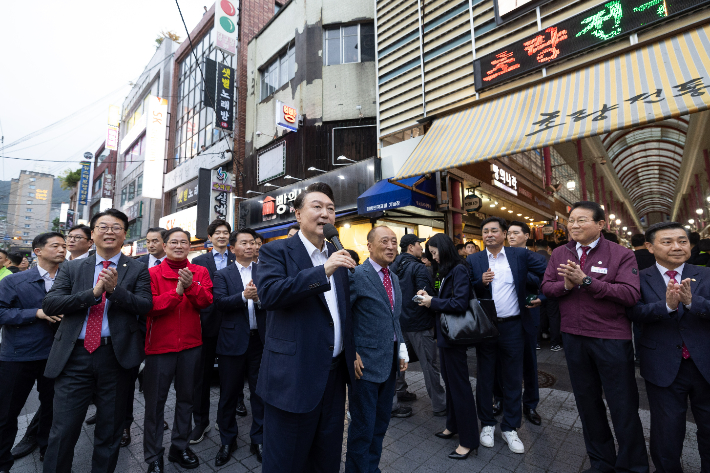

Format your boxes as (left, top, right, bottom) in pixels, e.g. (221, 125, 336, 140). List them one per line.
(0, 0, 209, 181)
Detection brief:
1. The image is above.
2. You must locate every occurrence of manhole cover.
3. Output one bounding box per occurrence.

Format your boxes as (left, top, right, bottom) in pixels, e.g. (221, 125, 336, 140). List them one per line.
(537, 370, 556, 388)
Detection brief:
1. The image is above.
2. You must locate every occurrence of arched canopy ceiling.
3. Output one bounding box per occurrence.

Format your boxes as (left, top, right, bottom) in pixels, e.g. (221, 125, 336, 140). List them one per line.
(602, 118, 688, 217)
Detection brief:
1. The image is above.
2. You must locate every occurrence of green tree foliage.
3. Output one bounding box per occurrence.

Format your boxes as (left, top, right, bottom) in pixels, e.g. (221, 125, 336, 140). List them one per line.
(59, 168, 82, 190)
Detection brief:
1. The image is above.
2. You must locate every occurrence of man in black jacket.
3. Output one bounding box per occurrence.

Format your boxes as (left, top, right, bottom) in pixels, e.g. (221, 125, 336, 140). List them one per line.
(391, 234, 446, 416)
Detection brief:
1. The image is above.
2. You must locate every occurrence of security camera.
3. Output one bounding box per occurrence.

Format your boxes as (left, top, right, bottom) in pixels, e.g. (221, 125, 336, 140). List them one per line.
(255, 131, 262, 136)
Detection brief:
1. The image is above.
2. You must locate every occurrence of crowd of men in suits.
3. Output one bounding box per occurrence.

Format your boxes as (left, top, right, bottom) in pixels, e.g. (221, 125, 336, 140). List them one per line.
(0, 184, 707, 473)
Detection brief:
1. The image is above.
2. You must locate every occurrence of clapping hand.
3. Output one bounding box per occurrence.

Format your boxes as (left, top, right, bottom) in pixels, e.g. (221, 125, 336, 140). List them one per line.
(92, 268, 118, 297)
(558, 260, 585, 290)
(666, 279, 681, 311)
(243, 280, 259, 301)
(176, 268, 193, 296)
(679, 278, 692, 307)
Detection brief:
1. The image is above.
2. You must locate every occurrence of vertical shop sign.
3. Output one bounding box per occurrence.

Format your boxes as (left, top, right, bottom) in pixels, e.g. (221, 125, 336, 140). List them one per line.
(143, 96, 168, 199)
(211, 166, 233, 222)
(215, 0, 239, 56)
(216, 63, 234, 131)
(106, 105, 120, 150)
(78, 161, 91, 205)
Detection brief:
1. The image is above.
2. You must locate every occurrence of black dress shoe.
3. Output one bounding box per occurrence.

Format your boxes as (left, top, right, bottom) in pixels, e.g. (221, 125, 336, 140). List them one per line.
(147, 457, 164, 473)
(215, 441, 236, 467)
(391, 406, 413, 418)
(39, 451, 45, 462)
(524, 408, 542, 426)
(448, 448, 477, 459)
(250, 443, 263, 463)
(168, 446, 199, 469)
(492, 400, 502, 417)
(397, 391, 417, 402)
(435, 431, 456, 439)
(85, 413, 97, 425)
(120, 428, 131, 447)
(10, 435, 38, 458)
(235, 400, 247, 417)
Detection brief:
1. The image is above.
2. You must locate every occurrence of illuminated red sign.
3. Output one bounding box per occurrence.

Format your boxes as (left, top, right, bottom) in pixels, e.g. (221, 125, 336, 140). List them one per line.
(262, 196, 275, 216)
(475, 0, 710, 90)
(283, 105, 297, 124)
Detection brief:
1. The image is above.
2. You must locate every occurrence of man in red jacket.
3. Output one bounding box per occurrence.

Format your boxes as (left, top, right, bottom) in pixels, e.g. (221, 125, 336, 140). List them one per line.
(541, 201, 647, 473)
(143, 227, 213, 473)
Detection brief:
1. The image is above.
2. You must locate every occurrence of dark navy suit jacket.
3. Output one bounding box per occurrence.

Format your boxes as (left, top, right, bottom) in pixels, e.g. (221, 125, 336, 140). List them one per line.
(0, 267, 55, 361)
(192, 250, 236, 337)
(430, 263, 471, 348)
(468, 247, 547, 336)
(213, 262, 266, 356)
(136, 254, 151, 266)
(628, 263, 710, 387)
(349, 259, 404, 384)
(254, 235, 355, 414)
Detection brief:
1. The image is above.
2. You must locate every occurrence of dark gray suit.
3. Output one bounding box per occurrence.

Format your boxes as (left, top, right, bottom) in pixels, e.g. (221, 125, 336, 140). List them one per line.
(346, 258, 404, 473)
(42, 254, 153, 473)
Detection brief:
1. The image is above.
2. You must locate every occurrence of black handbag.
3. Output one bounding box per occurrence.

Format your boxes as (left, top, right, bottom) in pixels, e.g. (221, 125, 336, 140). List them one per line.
(439, 273, 499, 345)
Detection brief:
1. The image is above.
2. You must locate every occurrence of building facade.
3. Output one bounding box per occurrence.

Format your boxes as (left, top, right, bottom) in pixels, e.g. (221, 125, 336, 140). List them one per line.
(7, 171, 54, 246)
(89, 142, 118, 220)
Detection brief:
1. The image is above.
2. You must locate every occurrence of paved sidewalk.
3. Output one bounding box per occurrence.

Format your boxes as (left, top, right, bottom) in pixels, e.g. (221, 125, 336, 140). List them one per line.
(10, 371, 702, 473)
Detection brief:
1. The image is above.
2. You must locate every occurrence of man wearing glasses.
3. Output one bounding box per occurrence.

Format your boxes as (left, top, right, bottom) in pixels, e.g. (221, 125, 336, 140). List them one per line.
(143, 227, 213, 472)
(541, 201, 647, 473)
(66, 224, 94, 261)
(42, 209, 153, 473)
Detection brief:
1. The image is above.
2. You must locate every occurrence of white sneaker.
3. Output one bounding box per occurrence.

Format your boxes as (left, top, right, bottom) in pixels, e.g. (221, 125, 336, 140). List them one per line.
(480, 425, 495, 448)
(502, 430, 525, 454)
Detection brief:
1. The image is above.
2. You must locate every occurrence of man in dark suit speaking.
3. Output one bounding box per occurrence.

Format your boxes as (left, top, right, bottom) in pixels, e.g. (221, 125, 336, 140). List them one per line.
(254, 182, 357, 473)
(42, 209, 153, 473)
(629, 221, 710, 472)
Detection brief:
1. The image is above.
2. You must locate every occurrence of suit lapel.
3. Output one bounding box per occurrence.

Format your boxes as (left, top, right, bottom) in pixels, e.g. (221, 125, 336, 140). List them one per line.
(81, 256, 97, 290)
(288, 236, 330, 310)
(227, 250, 236, 267)
(646, 269, 667, 302)
(679, 264, 701, 318)
(116, 254, 130, 287)
(507, 248, 520, 290)
(207, 252, 218, 275)
(364, 259, 392, 312)
(392, 271, 402, 317)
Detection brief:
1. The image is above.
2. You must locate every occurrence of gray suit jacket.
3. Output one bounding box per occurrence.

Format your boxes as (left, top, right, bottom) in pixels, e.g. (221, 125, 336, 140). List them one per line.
(42, 254, 153, 379)
(349, 258, 404, 384)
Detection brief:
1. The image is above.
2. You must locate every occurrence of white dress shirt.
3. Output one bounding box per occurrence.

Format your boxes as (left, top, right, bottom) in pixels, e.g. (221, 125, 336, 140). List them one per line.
(36, 264, 57, 292)
(486, 247, 520, 318)
(148, 254, 167, 266)
(656, 262, 690, 312)
(576, 237, 600, 259)
(237, 261, 258, 330)
(298, 230, 342, 357)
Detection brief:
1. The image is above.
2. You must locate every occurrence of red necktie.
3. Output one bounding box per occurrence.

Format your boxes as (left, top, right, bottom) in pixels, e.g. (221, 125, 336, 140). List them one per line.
(666, 270, 690, 359)
(85, 261, 112, 354)
(382, 267, 394, 310)
(579, 246, 591, 271)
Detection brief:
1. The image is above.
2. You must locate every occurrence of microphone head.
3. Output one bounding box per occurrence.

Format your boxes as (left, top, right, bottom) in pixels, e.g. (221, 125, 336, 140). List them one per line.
(322, 223, 340, 241)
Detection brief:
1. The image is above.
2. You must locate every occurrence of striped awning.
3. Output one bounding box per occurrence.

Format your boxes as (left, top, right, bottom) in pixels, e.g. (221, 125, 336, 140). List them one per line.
(396, 23, 710, 179)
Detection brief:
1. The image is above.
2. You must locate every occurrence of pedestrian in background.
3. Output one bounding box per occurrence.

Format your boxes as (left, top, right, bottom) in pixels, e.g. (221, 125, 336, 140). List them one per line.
(416, 233, 479, 460)
(137, 227, 167, 268)
(392, 233, 446, 417)
(541, 201, 648, 473)
(286, 224, 300, 238)
(65, 224, 93, 261)
(143, 227, 213, 472)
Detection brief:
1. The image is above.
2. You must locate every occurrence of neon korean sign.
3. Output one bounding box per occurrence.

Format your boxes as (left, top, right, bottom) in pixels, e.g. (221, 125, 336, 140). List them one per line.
(283, 105, 297, 124)
(475, 0, 710, 90)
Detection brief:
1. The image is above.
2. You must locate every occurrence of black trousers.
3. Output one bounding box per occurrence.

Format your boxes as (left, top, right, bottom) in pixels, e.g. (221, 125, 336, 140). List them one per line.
(217, 330, 264, 446)
(124, 365, 140, 430)
(493, 327, 540, 411)
(190, 335, 217, 439)
(43, 344, 132, 473)
(262, 360, 346, 473)
(646, 357, 710, 473)
(440, 345, 479, 449)
(541, 297, 561, 346)
(0, 359, 54, 471)
(143, 346, 201, 463)
(562, 333, 649, 473)
(478, 318, 524, 432)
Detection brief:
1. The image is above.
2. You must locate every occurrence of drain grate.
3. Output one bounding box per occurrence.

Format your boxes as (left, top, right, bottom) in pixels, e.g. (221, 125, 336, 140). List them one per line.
(537, 370, 556, 388)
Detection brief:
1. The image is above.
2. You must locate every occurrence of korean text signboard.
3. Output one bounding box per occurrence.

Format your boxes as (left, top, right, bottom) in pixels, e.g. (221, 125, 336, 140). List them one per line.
(78, 161, 91, 205)
(215, 0, 239, 56)
(176, 179, 199, 209)
(106, 105, 120, 151)
(491, 163, 518, 196)
(211, 167, 233, 223)
(276, 100, 299, 132)
(216, 63, 234, 131)
(143, 97, 168, 199)
(474, 0, 710, 90)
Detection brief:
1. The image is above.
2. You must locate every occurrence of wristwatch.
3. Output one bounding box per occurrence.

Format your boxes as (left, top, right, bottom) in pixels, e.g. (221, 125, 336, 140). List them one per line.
(581, 276, 593, 287)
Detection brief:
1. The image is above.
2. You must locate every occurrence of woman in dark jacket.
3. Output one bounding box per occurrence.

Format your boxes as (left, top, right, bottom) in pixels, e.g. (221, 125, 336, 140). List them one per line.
(417, 234, 479, 460)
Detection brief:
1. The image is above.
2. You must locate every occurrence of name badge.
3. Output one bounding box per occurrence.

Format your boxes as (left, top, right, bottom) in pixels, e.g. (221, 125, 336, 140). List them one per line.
(591, 266, 607, 274)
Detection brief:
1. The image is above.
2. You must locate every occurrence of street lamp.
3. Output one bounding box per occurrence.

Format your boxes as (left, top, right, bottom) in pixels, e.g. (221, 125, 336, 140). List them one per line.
(308, 167, 326, 173)
(689, 219, 695, 224)
(284, 175, 302, 180)
(609, 213, 616, 220)
(697, 208, 704, 215)
(263, 183, 281, 188)
(566, 180, 576, 191)
(337, 156, 356, 163)
(615, 219, 621, 225)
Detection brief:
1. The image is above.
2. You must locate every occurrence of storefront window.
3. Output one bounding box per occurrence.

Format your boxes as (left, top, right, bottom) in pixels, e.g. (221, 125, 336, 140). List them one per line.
(337, 222, 372, 263)
(324, 23, 375, 66)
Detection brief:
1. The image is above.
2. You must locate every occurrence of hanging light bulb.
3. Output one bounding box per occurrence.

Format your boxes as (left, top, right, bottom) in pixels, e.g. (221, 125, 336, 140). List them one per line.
(609, 213, 616, 220)
(615, 219, 621, 225)
(566, 180, 576, 191)
(689, 218, 695, 224)
(697, 208, 704, 215)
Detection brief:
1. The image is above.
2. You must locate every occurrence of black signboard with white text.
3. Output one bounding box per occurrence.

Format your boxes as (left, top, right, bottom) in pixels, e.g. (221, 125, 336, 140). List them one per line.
(216, 62, 234, 131)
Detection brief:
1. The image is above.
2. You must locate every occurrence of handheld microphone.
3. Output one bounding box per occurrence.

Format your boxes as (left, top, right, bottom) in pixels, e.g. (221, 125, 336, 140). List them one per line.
(323, 223, 355, 273)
